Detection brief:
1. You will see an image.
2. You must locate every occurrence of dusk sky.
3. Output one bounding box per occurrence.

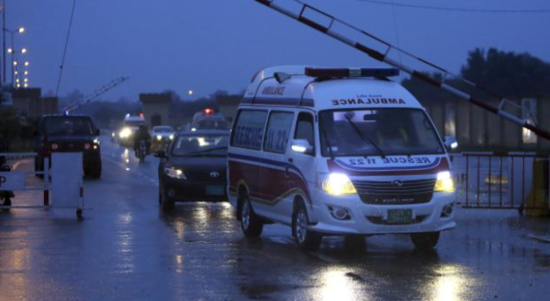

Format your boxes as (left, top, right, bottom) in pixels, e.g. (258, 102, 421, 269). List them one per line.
(7, 0, 550, 101)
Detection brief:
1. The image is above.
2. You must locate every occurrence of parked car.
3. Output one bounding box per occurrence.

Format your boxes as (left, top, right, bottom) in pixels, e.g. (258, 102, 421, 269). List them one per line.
(156, 129, 229, 211)
(34, 114, 102, 178)
(227, 66, 456, 251)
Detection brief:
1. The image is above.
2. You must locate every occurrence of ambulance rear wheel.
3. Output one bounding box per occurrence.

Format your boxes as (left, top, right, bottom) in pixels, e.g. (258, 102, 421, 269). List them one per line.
(292, 201, 322, 251)
(410, 232, 440, 251)
(240, 194, 263, 237)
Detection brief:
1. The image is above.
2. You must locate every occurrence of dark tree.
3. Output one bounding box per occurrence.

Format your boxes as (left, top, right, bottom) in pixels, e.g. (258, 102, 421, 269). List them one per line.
(461, 48, 550, 98)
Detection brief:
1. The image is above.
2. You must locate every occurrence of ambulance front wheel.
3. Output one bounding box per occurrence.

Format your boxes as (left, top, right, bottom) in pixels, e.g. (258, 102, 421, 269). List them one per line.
(410, 232, 440, 251)
(240, 194, 263, 238)
(292, 201, 322, 251)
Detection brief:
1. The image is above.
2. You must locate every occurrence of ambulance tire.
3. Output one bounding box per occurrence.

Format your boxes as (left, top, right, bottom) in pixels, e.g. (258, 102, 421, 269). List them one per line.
(240, 194, 263, 238)
(410, 232, 440, 251)
(292, 201, 322, 252)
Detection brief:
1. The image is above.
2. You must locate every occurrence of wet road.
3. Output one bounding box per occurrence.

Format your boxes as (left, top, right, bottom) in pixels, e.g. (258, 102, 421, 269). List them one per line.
(1, 136, 550, 300)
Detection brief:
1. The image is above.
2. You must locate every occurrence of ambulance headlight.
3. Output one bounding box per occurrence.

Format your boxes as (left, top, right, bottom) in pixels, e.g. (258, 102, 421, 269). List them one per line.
(156, 135, 162, 141)
(169, 135, 174, 140)
(322, 173, 357, 196)
(435, 171, 455, 192)
(165, 166, 186, 180)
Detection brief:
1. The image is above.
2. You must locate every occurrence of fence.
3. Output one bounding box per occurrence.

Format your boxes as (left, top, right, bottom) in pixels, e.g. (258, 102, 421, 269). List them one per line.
(451, 152, 550, 212)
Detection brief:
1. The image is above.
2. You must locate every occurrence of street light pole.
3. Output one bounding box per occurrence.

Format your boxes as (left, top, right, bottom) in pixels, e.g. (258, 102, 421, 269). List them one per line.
(10, 31, 14, 86)
(2, 0, 6, 85)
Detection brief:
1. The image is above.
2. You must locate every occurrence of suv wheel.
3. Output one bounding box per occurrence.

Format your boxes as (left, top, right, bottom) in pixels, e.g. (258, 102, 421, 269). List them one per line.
(89, 163, 102, 179)
(240, 194, 263, 237)
(0, 195, 11, 211)
(292, 201, 322, 251)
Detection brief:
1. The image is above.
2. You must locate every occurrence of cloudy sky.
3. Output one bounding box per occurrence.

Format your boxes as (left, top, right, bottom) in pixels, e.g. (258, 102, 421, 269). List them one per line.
(6, 0, 550, 100)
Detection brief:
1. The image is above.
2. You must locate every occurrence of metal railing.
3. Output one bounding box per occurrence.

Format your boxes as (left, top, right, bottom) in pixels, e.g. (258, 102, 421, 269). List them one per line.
(451, 152, 549, 211)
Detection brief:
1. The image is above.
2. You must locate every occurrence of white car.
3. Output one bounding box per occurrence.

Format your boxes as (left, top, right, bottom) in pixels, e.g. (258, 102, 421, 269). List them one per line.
(227, 66, 456, 251)
(151, 126, 175, 149)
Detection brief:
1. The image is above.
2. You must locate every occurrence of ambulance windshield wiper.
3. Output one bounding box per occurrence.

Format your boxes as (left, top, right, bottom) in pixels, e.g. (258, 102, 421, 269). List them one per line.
(344, 115, 386, 158)
(320, 119, 335, 160)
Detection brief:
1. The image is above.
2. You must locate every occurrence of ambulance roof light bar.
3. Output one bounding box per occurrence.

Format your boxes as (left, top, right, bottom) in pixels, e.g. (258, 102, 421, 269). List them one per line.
(252, 0, 550, 141)
(305, 67, 399, 79)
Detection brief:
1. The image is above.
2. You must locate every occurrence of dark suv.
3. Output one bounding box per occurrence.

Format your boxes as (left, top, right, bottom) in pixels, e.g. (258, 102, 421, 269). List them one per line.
(34, 115, 102, 178)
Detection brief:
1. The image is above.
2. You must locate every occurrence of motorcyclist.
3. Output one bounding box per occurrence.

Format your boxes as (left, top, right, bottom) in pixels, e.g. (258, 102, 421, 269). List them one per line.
(133, 125, 151, 157)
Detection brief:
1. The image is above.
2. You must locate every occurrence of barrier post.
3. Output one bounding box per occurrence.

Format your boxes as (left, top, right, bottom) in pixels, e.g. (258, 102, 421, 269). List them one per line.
(44, 157, 50, 206)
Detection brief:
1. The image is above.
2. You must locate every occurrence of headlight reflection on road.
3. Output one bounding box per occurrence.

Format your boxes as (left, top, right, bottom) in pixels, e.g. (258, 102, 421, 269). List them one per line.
(432, 265, 469, 301)
(175, 255, 184, 274)
(318, 270, 362, 301)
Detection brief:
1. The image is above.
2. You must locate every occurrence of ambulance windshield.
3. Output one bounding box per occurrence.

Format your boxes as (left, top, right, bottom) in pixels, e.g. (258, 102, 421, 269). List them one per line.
(320, 109, 444, 157)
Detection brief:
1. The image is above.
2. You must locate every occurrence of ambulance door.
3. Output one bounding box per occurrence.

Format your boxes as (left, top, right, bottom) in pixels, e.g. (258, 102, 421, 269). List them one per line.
(229, 109, 268, 209)
(256, 110, 295, 223)
(287, 112, 317, 213)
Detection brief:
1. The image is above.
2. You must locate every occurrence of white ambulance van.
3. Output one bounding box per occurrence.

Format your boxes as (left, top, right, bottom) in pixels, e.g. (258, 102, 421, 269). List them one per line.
(227, 66, 456, 251)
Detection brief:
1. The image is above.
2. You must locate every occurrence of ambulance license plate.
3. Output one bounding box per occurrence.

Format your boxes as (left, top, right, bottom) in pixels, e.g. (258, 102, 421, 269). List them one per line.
(387, 209, 413, 224)
(206, 185, 224, 196)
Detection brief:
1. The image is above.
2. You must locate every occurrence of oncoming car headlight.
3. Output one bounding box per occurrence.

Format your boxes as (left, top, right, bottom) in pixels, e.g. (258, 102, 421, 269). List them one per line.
(435, 171, 455, 192)
(156, 135, 162, 141)
(322, 173, 357, 196)
(165, 166, 186, 180)
(169, 135, 174, 140)
(119, 127, 132, 139)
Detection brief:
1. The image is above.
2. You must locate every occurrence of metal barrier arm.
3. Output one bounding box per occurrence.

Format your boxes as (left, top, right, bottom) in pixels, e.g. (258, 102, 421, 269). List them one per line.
(253, 0, 550, 141)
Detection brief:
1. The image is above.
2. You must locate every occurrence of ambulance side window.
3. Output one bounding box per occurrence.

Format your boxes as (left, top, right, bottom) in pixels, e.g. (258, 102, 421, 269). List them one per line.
(231, 110, 268, 150)
(294, 112, 315, 155)
(264, 111, 294, 154)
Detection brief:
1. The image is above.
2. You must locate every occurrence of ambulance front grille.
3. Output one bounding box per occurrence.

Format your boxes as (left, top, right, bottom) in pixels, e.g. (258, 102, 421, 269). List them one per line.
(353, 179, 436, 205)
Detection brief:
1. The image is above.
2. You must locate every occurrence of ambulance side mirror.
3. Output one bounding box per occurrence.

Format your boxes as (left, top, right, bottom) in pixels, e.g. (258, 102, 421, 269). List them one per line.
(444, 136, 458, 151)
(291, 139, 313, 155)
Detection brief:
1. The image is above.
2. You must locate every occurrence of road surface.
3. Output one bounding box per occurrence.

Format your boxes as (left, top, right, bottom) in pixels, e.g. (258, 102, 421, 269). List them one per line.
(1, 136, 549, 300)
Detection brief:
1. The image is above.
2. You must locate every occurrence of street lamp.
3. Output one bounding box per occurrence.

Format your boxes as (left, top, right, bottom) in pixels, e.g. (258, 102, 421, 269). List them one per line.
(3, 26, 25, 86)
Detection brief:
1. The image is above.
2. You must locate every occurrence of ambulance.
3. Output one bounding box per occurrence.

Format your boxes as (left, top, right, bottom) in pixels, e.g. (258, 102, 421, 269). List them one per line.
(227, 66, 456, 251)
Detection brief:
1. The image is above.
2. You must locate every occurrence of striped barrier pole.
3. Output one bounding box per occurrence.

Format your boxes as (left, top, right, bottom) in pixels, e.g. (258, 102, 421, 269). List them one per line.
(252, 0, 550, 141)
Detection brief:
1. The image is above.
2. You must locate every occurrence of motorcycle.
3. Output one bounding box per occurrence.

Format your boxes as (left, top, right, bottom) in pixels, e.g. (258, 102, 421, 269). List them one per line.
(136, 140, 148, 164)
(0, 163, 14, 209)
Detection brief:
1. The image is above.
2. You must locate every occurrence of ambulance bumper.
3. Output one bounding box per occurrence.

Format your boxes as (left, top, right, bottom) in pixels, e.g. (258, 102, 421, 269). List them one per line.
(307, 190, 456, 235)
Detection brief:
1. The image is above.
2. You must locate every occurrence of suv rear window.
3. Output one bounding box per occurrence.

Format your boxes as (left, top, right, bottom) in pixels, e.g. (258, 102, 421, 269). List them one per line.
(43, 117, 94, 136)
